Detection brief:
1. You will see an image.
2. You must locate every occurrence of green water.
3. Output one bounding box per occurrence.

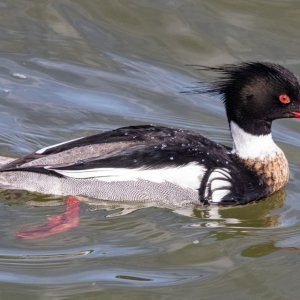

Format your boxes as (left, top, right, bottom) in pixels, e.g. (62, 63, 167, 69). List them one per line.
(0, 1, 300, 299)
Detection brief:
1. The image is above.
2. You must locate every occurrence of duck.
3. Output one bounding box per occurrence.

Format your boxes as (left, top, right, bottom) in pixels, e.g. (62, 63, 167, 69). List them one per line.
(0, 62, 300, 207)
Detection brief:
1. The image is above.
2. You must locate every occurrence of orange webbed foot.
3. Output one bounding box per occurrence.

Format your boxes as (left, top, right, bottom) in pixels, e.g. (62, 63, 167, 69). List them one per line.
(15, 196, 80, 240)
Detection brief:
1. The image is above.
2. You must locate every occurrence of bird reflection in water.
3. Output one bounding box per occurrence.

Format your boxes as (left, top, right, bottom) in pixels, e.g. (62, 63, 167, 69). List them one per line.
(5, 189, 285, 241)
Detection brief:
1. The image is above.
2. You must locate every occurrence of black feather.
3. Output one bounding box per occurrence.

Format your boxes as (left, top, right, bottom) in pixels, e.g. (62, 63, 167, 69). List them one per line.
(185, 62, 299, 99)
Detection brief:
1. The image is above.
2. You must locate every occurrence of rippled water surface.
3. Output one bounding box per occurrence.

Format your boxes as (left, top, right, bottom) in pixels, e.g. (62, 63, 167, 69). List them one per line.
(1, 1, 300, 299)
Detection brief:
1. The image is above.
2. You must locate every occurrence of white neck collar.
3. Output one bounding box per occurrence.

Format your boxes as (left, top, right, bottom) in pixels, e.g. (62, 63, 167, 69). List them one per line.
(230, 121, 282, 160)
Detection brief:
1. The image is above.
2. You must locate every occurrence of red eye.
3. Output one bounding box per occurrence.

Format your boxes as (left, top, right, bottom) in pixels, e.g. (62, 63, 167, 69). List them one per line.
(279, 94, 290, 104)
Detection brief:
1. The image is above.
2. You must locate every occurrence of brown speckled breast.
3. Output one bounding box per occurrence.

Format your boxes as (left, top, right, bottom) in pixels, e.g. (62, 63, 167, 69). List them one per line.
(241, 152, 289, 195)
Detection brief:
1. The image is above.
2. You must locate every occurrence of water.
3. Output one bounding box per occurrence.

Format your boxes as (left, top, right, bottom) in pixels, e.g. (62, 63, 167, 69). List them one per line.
(1, 1, 300, 299)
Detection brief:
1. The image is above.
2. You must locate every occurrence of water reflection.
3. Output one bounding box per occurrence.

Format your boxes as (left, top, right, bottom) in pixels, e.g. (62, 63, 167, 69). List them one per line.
(0, 187, 286, 224)
(241, 241, 278, 258)
(194, 190, 285, 229)
(1, 0, 300, 298)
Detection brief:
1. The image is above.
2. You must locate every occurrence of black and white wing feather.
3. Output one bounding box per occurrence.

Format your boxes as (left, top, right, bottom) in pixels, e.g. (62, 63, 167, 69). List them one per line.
(0, 125, 266, 205)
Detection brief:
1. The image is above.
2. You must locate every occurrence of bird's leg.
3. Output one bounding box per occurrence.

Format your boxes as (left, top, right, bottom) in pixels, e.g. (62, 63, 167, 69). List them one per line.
(15, 196, 80, 240)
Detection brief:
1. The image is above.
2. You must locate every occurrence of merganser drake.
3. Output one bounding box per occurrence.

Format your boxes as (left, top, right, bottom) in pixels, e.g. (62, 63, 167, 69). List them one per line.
(1, 62, 300, 207)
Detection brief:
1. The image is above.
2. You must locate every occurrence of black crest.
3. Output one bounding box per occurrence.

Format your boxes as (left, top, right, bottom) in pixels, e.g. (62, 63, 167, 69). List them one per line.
(187, 62, 299, 99)
(187, 62, 300, 135)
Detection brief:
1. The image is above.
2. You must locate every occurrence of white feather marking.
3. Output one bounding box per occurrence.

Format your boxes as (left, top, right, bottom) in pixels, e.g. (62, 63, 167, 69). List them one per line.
(230, 121, 282, 160)
(205, 168, 232, 203)
(36, 137, 84, 154)
(49, 163, 206, 190)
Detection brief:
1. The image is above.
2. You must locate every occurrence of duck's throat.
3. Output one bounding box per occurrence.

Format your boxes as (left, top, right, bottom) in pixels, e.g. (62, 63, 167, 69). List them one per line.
(230, 121, 280, 160)
(230, 121, 289, 194)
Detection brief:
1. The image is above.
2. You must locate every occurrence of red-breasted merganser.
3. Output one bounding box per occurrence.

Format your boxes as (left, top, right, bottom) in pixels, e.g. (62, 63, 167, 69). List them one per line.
(1, 62, 300, 206)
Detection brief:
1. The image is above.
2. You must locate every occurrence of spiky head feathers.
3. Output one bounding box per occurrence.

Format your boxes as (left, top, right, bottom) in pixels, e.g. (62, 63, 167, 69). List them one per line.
(193, 62, 300, 134)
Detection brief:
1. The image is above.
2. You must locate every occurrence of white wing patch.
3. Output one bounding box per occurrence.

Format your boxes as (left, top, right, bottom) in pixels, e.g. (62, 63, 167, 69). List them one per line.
(48, 163, 206, 190)
(205, 168, 232, 203)
(36, 137, 84, 154)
